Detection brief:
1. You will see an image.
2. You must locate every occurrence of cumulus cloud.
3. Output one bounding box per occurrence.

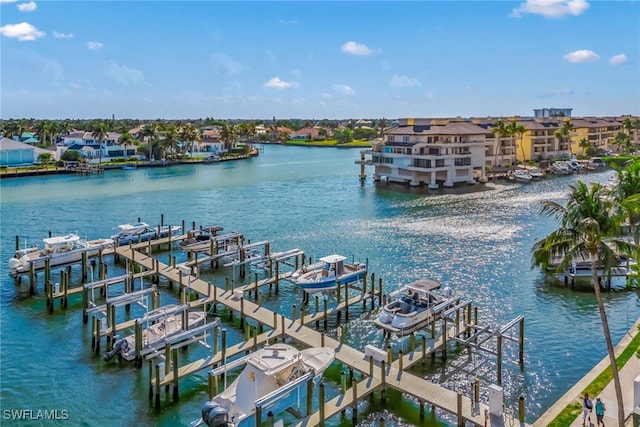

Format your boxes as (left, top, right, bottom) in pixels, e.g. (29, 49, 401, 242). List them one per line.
(390, 74, 421, 88)
(563, 49, 599, 63)
(0, 22, 44, 41)
(341, 41, 375, 56)
(211, 53, 244, 75)
(511, 0, 589, 18)
(264, 77, 294, 90)
(105, 60, 145, 85)
(52, 31, 73, 39)
(609, 53, 628, 65)
(87, 41, 103, 51)
(332, 84, 355, 96)
(17, 1, 36, 11)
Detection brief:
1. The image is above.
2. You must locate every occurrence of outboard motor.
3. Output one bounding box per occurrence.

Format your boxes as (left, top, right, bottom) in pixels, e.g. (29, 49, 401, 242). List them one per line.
(103, 338, 128, 362)
(201, 401, 229, 427)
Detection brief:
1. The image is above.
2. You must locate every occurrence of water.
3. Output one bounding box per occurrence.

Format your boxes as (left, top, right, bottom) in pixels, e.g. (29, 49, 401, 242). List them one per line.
(1, 146, 638, 426)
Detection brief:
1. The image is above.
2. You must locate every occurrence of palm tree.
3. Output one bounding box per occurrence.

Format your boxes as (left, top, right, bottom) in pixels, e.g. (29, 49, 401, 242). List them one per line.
(507, 120, 527, 164)
(532, 181, 640, 427)
(612, 160, 640, 245)
(220, 123, 237, 153)
(161, 124, 178, 159)
(90, 120, 109, 166)
(376, 117, 388, 138)
(140, 123, 157, 161)
(178, 123, 199, 156)
(555, 120, 575, 158)
(118, 132, 137, 158)
(491, 119, 508, 176)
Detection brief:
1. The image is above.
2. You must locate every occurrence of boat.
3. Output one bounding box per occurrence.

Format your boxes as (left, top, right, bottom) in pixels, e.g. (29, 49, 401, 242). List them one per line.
(111, 222, 182, 245)
(180, 226, 224, 252)
(373, 278, 458, 336)
(7, 234, 114, 277)
(528, 168, 545, 179)
(104, 304, 207, 362)
(512, 169, 532, 183)
(551, 161, 571, 175)
(203, 155, 221, 163)
(291, 254, 367, 293)
(122, 163, 137, 170)
(192, 344, 335, 427)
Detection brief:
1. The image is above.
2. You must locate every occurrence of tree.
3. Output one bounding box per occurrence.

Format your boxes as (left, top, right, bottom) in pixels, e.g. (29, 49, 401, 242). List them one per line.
(612, 160, 640, 245)
(507, 120, 527, 164)
(220, 123, 237, 152)
(376, 117, 388, 138)
(491, 119, 508, 173)
(532, 181, 640, 427)
(178, 123, 199, 156)
(140, 123, 157, 160)
(37, 152, 54, 167)
(555, 120, 575, 158)
(612, 132, 631, 155)
(90, 120, 109, 166)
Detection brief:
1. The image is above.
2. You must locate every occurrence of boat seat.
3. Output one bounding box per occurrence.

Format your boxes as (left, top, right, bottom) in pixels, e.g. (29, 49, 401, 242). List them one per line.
(400, 302, 412, 314)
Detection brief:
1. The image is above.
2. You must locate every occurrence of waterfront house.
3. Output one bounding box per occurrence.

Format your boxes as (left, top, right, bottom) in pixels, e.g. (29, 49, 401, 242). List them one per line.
(363, 118, 490, 188)
(0, 137, 54, 166)
(291, 127, 323, 141)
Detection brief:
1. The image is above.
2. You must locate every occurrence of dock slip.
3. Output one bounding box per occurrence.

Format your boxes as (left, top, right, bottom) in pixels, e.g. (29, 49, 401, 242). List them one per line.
(112, 242, 529, 427)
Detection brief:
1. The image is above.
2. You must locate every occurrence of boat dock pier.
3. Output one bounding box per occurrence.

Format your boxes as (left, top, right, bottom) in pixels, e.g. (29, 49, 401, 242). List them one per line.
(12, 218, 528, 426)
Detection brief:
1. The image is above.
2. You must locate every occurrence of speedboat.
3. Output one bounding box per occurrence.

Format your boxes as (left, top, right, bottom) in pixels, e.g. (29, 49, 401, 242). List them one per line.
(104, 304, 207, 362)
(180, 226, 224, 252)
(111, 222, 182, 245)
(374, 278, 458, 336)
(291, 254, 367, 293)
(512, 169, 532, 183)
(192, 344, 335, 427)
(551, 161, 571, 175)
(8, 234, 113, 277)
(528, 168, 545, 179)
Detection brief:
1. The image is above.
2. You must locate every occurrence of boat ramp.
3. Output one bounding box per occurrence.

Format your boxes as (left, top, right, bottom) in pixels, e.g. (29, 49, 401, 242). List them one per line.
(10, 220, 530, 427)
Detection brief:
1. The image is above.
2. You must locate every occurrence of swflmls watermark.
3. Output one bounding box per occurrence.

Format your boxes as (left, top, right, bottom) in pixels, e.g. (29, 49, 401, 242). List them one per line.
(3, 409, 69, 421)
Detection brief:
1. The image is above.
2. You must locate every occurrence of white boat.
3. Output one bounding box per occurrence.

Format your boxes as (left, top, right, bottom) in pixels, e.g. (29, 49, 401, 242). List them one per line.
(104, 304, 207, 362)
(192, 344, 335, 427)
(373, 278, 458, 336)
(551, 161, 571, 175)
(512, 169, 532, 183)
(528, 168, 545, 179)
(291, 254, 367, 293)
(111, 222, 182, 246)
(7, 234, 113, 277)
(180, 226, 224, 252)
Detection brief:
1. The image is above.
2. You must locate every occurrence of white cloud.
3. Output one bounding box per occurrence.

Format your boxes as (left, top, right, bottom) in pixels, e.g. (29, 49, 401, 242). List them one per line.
(609, 53, 628, 65)
(105, 60, 145, 85)
(563, 49, 599, 63)
(511, 0, 589, 18)
(211, 53, 244, 75)
(0, 22, 44, 41)
(264, 77, 294, 90)
(52, 31, 73, 39)
(341, 41, 375, 56)
(87, 41, 103, 51)
(17, 1, 36, 11)
(0, 0, 19, 3)
(332, 84, 355, 96)
(390, 74, 421, 88)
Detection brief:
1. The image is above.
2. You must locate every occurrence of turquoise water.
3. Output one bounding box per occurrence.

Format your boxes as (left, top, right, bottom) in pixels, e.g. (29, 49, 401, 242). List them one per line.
(1, 145, 638, 426)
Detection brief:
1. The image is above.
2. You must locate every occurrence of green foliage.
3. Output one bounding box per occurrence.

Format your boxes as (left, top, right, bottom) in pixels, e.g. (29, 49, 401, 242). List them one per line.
(61, 150, 81, 161)
(37, 152, 54, 165)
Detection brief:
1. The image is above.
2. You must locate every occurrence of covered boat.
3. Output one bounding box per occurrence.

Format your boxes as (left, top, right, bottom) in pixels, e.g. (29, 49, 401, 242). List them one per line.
(291, 254, 367, 293)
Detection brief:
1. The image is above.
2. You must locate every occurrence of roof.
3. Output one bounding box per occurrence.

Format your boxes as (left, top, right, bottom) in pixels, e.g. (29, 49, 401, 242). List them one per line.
(0, 137, 35, 150)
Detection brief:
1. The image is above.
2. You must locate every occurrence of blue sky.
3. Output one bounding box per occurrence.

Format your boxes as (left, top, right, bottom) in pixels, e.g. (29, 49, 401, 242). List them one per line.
(1, 1, 638, 120)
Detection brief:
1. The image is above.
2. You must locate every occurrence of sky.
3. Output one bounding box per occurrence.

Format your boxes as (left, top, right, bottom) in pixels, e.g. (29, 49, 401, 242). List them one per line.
(1, 0, 639, 120)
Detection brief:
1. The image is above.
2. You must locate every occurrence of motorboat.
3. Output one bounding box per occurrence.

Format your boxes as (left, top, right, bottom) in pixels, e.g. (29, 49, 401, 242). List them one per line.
(192, 344, 335, 427)
(528, 168, 545, 179)
(8, 234, 113, 277)
(373, 278, 458, 336)
(111, 222, 182, 245)
(291, 254, 367, 293)
(567, 159, 583, 172)
(512, 169, 532, 183)
(104, 304, 207, 362)
(180, 226, 224, 252)
(551, 161, 571, 175)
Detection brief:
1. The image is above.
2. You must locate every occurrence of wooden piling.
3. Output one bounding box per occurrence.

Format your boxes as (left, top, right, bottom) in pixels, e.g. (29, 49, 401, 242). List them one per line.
(380, 360, 386, 405)
(351, 368, 358, 424)
(319, 382, 325, 427)
(172, 349, 179, 402)
(497, 334, 503, 386)
(457, 391, 463, 427)
(519, 317, 525, 369)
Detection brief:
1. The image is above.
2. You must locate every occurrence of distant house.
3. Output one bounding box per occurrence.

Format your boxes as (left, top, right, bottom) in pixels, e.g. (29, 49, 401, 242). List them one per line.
(0, 137, 54, 166)
(354, 119, 373, 128)
(291, 127, 322, 141)
(18, 131, 41, 145)
(200, 128, 223, 153)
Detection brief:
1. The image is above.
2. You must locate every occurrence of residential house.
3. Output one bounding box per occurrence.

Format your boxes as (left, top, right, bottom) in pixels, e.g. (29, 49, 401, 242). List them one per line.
(290, 127, 322, 141)
(0, 137, 55, 166)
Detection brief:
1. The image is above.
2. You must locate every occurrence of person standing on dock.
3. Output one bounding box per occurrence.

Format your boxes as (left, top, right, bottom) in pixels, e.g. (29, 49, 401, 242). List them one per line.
(595, 397, 605, 427)
(582, 393, 593, 426)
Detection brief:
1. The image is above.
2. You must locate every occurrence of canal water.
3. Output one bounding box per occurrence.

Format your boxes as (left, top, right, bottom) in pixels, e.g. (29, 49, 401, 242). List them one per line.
(1, 145, 638, 426)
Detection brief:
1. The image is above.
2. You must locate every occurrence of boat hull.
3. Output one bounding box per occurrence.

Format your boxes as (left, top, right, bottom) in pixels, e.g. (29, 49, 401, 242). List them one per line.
(296, 268, 366, 293)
